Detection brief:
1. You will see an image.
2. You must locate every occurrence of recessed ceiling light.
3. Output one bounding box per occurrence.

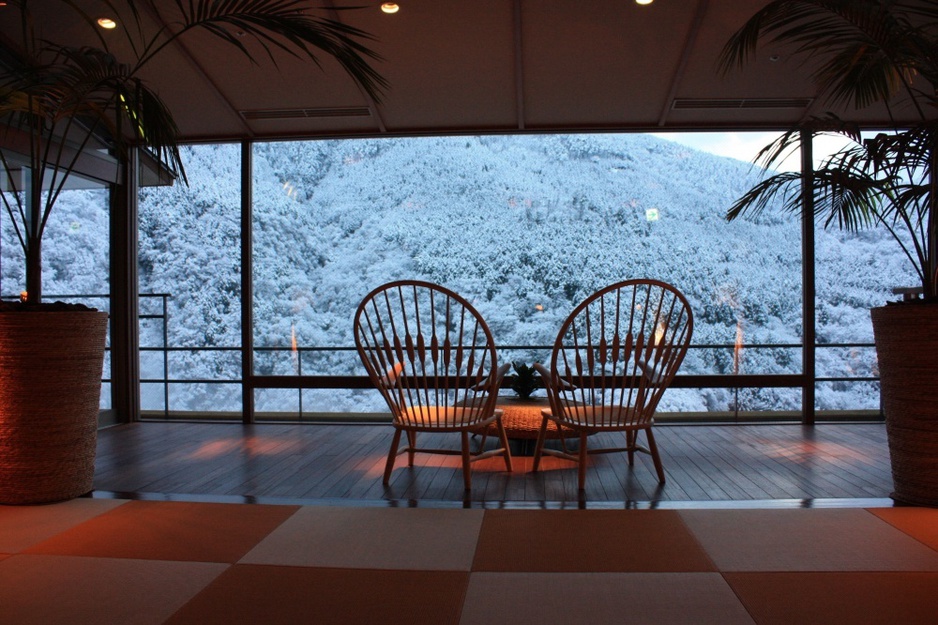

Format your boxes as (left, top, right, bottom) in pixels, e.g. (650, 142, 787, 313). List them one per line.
(636, 0, 654, 5)
(381, 3, 400, 14)
(97, 17, 117, 29)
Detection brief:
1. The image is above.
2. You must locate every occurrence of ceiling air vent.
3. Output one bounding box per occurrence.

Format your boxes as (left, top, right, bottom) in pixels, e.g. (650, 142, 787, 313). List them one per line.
(240, 106, 372, 120)
(672, 98, 813, 110)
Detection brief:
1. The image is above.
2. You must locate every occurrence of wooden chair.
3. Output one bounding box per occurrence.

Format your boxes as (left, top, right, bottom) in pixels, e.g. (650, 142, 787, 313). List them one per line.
(533, 279, 693, 490)
(354, 280, 512, 490)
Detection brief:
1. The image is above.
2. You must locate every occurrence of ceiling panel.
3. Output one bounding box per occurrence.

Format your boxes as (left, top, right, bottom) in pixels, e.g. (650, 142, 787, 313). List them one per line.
(352, 0, 519, 132)
(0, 0, 931, 144)
(521, 0, 693, 129)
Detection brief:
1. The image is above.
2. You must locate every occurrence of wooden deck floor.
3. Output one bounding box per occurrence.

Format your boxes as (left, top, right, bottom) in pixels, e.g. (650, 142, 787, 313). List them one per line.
(93, 421, 894, 505)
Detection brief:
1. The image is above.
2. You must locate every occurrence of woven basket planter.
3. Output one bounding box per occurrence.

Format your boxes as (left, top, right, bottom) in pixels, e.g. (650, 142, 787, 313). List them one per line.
(871, 303, 938, 507)
(0, 310, 109, 505)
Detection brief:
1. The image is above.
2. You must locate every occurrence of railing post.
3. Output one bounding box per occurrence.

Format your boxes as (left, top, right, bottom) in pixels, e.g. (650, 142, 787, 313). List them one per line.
(298, 348, 304, 420)
(162, 294, 170, 419)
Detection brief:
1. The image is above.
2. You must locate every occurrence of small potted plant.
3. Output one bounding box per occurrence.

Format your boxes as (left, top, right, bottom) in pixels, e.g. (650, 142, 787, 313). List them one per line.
(510, 362, 541, 400)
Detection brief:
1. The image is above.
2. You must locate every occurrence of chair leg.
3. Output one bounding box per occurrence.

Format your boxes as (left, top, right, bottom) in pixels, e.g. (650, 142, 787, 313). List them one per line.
(461, 430, 472, 491)
(558, 430, 571, 455)
(383, 428, 403, 486)
(645, 426, 666, 484)
(626, 430, 636, 466)
(406, 430, 417, 467)
(495, 418, 513, 472)
(532, 414, 550, 471)
(577, 432, 589, 491)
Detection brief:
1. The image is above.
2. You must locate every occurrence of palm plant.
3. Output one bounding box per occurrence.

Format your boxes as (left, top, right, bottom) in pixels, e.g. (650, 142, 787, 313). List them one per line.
(0, 0, 386, 304)
(719, 0, 938, 299)
(511, 361, 540, 400)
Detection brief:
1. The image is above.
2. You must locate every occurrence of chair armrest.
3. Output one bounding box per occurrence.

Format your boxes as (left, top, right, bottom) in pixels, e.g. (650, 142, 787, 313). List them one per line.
(636, 359, 664, 384)
(532, 362, 577, 394)
(470, 362, 511, 393)
(378, 361, 404, 388)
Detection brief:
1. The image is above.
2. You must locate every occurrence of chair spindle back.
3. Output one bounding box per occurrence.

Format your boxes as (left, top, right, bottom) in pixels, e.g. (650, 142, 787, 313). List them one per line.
(548, 279, 693, 429)
(354, 280, 500, 429)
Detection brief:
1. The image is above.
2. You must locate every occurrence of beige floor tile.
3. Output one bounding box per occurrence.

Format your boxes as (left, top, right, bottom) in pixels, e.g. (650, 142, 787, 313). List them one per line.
(240, 506, 484, 570)
(725, 571, 938, 625)
(680, 508, 938, 571)
(870, 507, 938, 552)
(459, 572, 755, 625)
(0, 498, 126, 552)
(0, 554, 227, 625)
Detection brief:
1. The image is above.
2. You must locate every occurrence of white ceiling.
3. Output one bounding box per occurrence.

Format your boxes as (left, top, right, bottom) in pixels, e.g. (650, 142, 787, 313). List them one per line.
(0, 0, 927, 144)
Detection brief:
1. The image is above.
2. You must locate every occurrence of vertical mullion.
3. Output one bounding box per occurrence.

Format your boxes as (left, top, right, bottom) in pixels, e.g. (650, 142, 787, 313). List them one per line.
(241, 140, 254, 424)
(110, 146, 140, 424)
(801, 128, 816, 426)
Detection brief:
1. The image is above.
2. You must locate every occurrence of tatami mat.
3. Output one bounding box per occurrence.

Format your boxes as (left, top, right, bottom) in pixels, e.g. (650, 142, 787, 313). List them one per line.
(0, 498, 125, 552)
(165, 566, 468, 625)
(0, 554, 226, 625)
(241, 506, 484, 570)
(24, 501, 299, 563)
(724, 572, 938, 625)
(472, 509, 716, 572)
(679, 508, 938, 571)
(460, 572, 755, 625)
(2, 498, 938, 624)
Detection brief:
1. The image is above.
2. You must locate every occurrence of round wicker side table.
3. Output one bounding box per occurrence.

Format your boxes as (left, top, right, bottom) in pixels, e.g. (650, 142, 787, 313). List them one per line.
(481, 397, 577, 455)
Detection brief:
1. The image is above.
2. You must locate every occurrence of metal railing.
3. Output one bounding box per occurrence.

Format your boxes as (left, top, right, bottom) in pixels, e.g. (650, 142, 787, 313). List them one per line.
(142, 342, 881, 421)
(9, 292, 880, 421)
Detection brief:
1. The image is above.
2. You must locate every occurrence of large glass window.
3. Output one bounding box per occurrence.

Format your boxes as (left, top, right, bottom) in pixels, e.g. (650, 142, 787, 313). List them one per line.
(251, 133, 806, 418)
(6, 132, 903, 422)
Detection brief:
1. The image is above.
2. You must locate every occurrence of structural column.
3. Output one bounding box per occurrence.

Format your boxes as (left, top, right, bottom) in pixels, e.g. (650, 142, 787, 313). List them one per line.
(109, 147, 141, 424)
(801, 129, 816, 425)
(241, 141, 255, 423)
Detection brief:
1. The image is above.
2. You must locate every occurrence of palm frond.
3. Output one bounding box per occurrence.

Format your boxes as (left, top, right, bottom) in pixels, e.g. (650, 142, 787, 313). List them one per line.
(2, 44, 186, 180)
(729, 144, 889, 233)
(132, 0, 387, 103)
(810, 165, 883, 230)
(719, 0, 936, 112)
(751, 114, 863, 172)
(725, 171, 804, 222)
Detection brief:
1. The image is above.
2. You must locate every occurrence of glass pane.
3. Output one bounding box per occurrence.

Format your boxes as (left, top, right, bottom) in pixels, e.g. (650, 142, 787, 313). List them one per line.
(142, 382, 242, 418)
(253, 388, 393, 422)
(138, 144, 242, 417)
(1, 186, 111, 407)
(813, 131, 916, 413)
(301, 389, 392, 421)
(254, 388, 301, 421)
(816, 381, 882, 414)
